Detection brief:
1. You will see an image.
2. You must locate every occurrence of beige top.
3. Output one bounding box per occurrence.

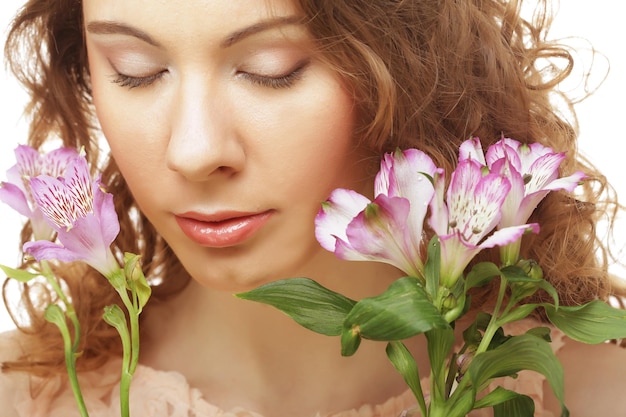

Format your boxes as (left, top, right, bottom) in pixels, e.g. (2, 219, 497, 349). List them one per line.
(0, 320, 565, 417)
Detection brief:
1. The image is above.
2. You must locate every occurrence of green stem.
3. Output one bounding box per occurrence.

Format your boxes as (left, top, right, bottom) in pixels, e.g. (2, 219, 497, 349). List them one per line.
(45, 305, 90, 417)
(115, 285, 141, 374)
(476, 276, 507, 355)
(40, 261, 83, 353)
(103, 305, 132, 417)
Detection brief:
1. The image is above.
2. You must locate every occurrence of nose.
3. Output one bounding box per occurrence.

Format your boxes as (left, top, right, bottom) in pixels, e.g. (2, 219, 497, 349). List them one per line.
(166, 75, 245, 181)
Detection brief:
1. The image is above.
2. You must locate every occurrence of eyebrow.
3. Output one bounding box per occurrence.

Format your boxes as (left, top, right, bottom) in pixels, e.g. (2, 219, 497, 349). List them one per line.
(85, 15, 303, 49)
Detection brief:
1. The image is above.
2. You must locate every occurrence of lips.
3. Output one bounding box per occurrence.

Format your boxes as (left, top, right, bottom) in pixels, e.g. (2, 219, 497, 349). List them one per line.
(174, 210, 274, 248)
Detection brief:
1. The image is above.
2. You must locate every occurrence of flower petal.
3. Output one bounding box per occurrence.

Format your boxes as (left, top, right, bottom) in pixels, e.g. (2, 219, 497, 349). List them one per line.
(447, 160, 511, 245)
(314, 188, 371, 252)
(478, 223, 540, 249)
(459, 137, 487, 165)
(0, 182, 32, 218)
(343, 194, 423, 277)
(23, 240, 83, 264)
(375, 148, 436, 259)
(41, 147, 81, 178)
(55, 213, 119, 275)
(93, 180, 121, 246)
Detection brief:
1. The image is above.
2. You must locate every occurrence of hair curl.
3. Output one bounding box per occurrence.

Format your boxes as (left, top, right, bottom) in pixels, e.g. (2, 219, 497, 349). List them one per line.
(2, 0, 623, 377)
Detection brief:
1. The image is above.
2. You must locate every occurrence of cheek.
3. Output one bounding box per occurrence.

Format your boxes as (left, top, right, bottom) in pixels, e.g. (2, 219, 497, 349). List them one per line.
(253, 79, 362, 194)
(91, 77, 169, 183)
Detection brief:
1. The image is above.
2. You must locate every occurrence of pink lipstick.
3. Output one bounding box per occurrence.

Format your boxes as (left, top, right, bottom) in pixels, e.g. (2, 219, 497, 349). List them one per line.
(175, 210, 273, 248)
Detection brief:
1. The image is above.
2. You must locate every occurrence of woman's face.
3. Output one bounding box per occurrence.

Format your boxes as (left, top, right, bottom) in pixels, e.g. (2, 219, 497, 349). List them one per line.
(84, 0, 373, 291)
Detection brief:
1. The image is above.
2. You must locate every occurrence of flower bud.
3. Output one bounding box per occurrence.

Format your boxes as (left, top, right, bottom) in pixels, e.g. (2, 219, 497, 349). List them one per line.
(516, 259, 543, 281)
(341, 326, 362, 357)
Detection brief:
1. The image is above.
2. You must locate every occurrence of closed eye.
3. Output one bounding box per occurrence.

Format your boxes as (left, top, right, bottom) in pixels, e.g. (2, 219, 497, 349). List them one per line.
(110, 70, 168, 89)
(237, 59, 310, 89)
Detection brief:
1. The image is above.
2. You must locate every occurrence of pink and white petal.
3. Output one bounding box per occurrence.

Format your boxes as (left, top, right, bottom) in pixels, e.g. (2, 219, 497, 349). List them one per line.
(29, 175, 76, 230)
(346, 196, 410, 254)
(0, 182, 33, 218)
(486, 139, 521, 171)
(93, 182, 120, 246)
(524, 153, 563, 192)
(478, 223, 540, 250)
(334, 239, 377, 262)
(55, 214, 118, 275)
(458, 137, 486, 165)
(14, 145, 41, 177)
(428, 170, 449, 236)
(454, 173, 510, 245)
(540, 171, 587, 193)
(519, 142, 554, 171)
(490, 159, 525, 225)
(23, 240, 83, 264)
(376, 148, 438, 199)
(315, 188, 371, 252)
(5, 165, 28, 196)
(346, 195, 422, 276)
(437, 235, 479, 287)
(508, 191, 551, 226)
(376, 149, 437, 251)
(64, 157, 94, 215)
(30, 211, 56, 242)
(447, 159, 485, 204)
(42, 147, 80, 177)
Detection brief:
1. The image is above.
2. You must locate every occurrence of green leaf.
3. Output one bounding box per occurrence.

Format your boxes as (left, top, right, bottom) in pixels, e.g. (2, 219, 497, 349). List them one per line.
(386, 342, 427, 416)
(544, 300, 626, 344)
(467, 333, 568, 416)
(473, 386, 519, 408)
(465, 262, 501, 291)
(496, 304, 539, 327)
(343, 277, 449, 341)
(440, 388, 475, 417)
(502, 265, 559, 307)
(492, 390, 535, 417)
(474, 386, 535, 417)
(236, 278, 356, 336)
(426, 328, 455, 401)
(0, 264, 40, 283)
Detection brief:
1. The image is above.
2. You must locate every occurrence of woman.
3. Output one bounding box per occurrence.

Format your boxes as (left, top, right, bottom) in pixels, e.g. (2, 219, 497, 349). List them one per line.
(1, 0, 625, 416)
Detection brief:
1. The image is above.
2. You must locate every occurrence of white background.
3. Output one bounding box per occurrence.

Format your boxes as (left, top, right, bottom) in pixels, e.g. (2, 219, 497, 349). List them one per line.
(1, 1, 625, 332)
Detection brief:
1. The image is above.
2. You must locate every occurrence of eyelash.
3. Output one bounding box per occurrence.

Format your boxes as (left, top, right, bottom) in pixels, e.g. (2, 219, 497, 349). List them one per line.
(110, 60, 310, 90)
(238, 60, 310, 89)
(111, 71, 166, 89)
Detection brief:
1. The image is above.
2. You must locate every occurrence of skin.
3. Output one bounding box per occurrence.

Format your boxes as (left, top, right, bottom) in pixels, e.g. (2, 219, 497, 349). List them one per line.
(80, 0, 626, 416)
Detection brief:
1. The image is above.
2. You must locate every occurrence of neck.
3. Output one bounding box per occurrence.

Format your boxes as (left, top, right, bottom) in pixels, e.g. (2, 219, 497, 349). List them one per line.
(140, 258, 426, 417)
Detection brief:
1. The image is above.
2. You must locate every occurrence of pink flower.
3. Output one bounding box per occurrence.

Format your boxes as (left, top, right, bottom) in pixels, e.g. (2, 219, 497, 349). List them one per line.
(0, 145, 79, 240)
(22, 154, 120, 277)
(315, 149, 439, 279)
(485, 137, 587, 228)
(428, 156, 539, 287)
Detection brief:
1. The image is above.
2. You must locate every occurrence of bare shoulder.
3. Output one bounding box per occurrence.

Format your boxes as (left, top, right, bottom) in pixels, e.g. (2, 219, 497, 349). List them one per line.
(543, 338, 626, 416)
(0, 330, 28, 417)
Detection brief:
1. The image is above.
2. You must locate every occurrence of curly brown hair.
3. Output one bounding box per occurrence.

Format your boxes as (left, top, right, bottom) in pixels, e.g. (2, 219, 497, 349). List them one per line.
(2, 0, 622, 377)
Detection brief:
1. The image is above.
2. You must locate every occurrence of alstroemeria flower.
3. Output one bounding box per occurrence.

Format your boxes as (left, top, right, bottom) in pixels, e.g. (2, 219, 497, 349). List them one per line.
(315, 149, 439, 279)
(22, 154, 120, 277)
(0, 145, 79, 240)
(428, 158, 539, 287)
(485, 137, 587, 228)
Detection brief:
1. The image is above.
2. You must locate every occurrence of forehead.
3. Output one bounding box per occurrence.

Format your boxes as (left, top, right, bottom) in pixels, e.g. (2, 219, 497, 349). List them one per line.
(82, 0, 302, 44)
